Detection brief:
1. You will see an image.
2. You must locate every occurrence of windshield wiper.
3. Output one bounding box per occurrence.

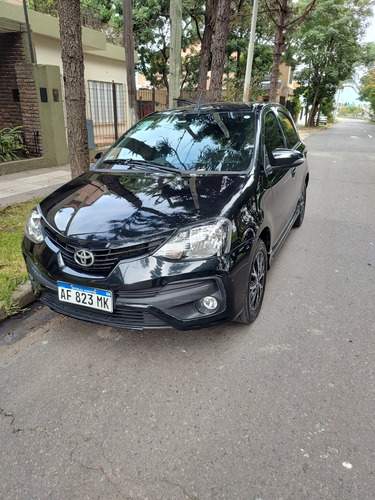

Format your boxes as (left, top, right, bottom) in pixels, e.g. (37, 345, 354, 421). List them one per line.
(102, 158, 132, 165)
(101, 158, 179, 174)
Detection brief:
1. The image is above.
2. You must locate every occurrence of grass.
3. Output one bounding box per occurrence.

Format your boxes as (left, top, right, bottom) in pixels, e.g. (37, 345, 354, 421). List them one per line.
(0, 198, 43, 315)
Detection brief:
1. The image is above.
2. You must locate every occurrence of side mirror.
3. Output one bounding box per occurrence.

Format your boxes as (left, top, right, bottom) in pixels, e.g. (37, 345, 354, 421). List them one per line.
(94, 151, 104, 160)
(271, 148, 305, 169)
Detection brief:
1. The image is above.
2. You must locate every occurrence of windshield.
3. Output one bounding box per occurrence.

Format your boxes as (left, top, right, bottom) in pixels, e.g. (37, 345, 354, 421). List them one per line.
(95, 110, 256, 173)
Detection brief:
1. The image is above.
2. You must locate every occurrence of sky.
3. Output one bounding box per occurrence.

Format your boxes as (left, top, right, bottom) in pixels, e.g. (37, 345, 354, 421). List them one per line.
(339, 14, 375, 106)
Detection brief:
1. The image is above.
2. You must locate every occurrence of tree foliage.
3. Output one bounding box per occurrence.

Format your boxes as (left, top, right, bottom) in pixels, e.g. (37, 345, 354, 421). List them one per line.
(295, 0, 372, 126)
(81, 0, 278, 100)
(264, 0, 316, 102)
(77, 0, 375, 112)
(359, 42, 375, 116)
(359, 66, 375, 116)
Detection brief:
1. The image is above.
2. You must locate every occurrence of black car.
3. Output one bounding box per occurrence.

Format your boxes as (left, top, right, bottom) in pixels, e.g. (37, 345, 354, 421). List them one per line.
(22, 102, 308, 331)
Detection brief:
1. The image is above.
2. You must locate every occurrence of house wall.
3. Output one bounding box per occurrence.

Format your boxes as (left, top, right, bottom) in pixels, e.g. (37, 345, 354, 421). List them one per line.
(0, 32, 24, 128)
(0, 30, 43, 157)
(15, 60, 43, 155)
(32, 26, 131, 144)
(83, 53, 127, 85)
(1, 0, 132, 154)
(33, 64, 69, 166)
(32, 36, 128, 85)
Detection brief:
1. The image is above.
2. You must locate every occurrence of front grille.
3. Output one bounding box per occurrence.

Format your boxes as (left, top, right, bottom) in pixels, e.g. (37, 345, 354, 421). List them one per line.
(116, 280, 216, 300)
(117, 288, 161, 299)
(41, 291, 170, 330)
(43, 227, 165, 276)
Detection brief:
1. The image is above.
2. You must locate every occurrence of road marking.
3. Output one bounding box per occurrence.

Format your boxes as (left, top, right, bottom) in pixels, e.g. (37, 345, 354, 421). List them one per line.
(369, 135, 373, 139)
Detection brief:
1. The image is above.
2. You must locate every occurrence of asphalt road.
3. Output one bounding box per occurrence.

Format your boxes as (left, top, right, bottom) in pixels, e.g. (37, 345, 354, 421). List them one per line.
(1, 118, 374, 499)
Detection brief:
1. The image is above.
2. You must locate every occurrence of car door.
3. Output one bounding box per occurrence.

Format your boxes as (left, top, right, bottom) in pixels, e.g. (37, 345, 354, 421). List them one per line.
(262, 109, 297, 246)
(276, 108, 306, 205)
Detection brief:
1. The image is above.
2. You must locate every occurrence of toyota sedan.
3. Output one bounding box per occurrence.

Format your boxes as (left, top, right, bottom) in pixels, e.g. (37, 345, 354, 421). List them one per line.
(22, 102, 308, 330)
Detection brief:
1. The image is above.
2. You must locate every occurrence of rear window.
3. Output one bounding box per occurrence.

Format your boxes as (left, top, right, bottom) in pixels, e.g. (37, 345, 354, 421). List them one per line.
(96, 111, 256, 173)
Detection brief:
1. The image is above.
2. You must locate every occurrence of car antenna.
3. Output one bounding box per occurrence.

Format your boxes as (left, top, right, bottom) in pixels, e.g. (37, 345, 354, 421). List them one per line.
(194, 90, 204, 113)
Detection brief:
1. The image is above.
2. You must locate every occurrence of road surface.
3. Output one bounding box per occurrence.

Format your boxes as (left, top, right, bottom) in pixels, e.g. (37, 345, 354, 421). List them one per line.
(1, 118, 374, 499)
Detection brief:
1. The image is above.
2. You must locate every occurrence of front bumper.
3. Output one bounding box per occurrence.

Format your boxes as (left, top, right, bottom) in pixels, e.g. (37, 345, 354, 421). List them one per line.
(23, 249, 249, 331)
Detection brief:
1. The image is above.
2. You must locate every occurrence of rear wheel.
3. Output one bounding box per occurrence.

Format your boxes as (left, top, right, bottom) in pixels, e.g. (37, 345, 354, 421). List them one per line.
(294, 184, 306, 228)
(235, 239, 267, 324)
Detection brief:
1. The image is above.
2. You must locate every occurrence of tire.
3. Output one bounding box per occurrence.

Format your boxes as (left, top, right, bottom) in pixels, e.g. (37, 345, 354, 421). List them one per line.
(235, 239, 267, 324)
(293, 183, 307, 228)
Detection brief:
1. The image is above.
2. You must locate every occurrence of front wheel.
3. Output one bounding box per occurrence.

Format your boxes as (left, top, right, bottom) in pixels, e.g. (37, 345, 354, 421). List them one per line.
(235, 239, 267, 324)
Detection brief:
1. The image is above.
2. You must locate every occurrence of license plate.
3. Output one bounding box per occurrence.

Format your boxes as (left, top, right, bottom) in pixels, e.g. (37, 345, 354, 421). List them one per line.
(57, 282, 113, 313)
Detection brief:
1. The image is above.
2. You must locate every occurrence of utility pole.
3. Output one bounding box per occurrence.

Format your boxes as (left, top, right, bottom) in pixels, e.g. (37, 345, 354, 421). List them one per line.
(123, 0, 138, 126)
(169, 0, 182, 108)
(243, 0, 259, 102)
(22, 0, 35, 63)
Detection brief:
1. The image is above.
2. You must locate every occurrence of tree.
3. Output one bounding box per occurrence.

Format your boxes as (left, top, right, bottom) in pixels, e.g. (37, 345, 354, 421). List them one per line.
(57, 0, 90, 178)
(226, 0, 273, 101)
(123, 0, 138, 125)
(209, 0, 231, 101)
(265, 0, 316, 102)
(359, 43, 375, 116)
(133, 0, 171, 89)
(188, 0, 279, 102)
(196, 0, 217, 97)
(169, 0, 183, 107)
(295, 0, 372, 126)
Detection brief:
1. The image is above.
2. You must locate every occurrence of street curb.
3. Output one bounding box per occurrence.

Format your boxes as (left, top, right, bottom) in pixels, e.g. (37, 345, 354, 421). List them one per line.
(0, 281, 36, 322)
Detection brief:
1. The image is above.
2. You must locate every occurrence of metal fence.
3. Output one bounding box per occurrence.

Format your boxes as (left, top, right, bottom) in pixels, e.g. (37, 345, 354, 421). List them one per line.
(86, 83, 169, 147)
(21, 130, 42, 156)
(85, 84, 248, 148)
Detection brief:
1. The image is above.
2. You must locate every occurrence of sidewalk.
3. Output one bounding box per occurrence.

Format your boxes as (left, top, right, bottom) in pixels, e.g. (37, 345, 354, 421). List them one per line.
(0, 164, 71, 208)
(0, 166, 71, 321)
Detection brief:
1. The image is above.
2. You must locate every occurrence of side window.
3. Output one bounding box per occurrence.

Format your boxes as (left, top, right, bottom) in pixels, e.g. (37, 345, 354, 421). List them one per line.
(277, 111, 299, 149)
(264, 111, 285, 157)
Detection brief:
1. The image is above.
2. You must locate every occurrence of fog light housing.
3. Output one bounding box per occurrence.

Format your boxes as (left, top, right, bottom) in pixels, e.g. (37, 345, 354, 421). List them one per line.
(196, 296, 219, 314)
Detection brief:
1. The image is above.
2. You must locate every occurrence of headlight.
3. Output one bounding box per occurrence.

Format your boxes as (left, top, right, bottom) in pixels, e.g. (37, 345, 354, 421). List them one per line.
(25, 207, 44, 243)
(154, 219, 231, 260)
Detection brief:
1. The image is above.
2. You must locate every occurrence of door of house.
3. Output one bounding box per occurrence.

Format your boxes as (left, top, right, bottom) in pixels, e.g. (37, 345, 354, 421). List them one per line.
(139, 101, 154, 118)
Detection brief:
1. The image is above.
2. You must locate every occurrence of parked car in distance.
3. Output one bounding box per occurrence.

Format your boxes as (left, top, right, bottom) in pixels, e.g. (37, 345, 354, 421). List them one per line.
(315, 114, 327, 125)
(23, 102, 309, 331)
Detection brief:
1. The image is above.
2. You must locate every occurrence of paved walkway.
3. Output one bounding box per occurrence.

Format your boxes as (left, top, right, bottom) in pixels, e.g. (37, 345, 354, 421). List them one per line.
(0, 165, 71, 208)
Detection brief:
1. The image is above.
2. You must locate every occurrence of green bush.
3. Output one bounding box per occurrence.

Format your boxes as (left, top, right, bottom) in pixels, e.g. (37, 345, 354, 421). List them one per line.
(0, 126, 26, 162)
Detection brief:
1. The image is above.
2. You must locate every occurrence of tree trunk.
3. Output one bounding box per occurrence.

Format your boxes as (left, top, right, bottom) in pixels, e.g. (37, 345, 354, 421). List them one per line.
(308, 86, 320, 127)
(269, 0, 287, 102)
(197, 0, 217, 98)
(123, 0, 139, 126)
(209, 0, 230, 102)
(57, 0, 89, 178)
(169, 0, 183, 107)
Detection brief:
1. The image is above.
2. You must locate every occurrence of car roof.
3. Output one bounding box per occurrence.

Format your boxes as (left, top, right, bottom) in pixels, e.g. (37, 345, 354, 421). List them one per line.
(158, 101, 275, 115)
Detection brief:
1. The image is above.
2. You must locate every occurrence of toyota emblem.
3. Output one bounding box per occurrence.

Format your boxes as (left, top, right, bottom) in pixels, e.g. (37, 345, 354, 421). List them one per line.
(74, 249, 95, 267)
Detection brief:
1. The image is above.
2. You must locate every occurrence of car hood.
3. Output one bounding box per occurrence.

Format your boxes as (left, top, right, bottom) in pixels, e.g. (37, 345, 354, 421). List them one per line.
(40, 171, 248, 243)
